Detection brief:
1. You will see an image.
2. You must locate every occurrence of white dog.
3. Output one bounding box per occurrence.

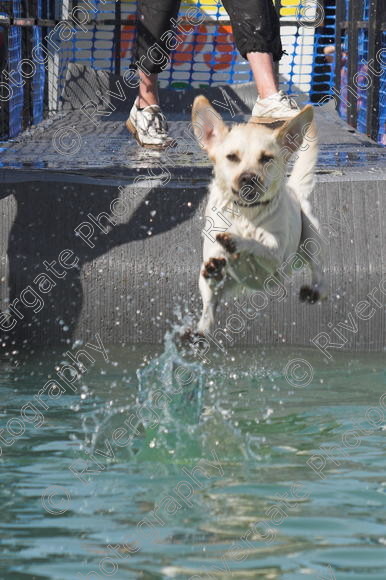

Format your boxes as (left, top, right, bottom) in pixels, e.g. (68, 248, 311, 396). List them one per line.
(191, 96, 326, 336)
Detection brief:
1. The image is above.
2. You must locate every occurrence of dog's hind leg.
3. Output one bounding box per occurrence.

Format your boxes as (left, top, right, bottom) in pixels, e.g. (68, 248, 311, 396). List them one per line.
(197, 256, 230, 333)
(197, 275, 220, 334)
(298, 210, 327, 303)
(198, 255, 228, 332)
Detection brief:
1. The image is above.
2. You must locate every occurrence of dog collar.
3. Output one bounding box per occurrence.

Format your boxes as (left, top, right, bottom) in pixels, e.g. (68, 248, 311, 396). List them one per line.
(234, 198, 271, 208)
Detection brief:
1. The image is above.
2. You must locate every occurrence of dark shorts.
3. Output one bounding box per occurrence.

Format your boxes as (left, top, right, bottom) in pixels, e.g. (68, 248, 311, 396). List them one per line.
(134, 0, 283, 74)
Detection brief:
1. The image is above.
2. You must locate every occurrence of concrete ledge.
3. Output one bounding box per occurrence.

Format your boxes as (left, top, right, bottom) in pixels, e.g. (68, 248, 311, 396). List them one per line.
(0, 65, 385, 350)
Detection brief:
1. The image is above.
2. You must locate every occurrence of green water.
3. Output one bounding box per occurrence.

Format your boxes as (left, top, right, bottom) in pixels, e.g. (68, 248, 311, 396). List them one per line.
(1, 340, 386, 580)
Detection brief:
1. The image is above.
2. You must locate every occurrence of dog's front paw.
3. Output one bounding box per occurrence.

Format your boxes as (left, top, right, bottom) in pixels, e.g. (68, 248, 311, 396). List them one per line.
(202, 257, 226, 280)
(299, 285, 321, 304)
(178, 329, 209, 351)
(179, 328, 203, 343)
(216, 232, 237, 254)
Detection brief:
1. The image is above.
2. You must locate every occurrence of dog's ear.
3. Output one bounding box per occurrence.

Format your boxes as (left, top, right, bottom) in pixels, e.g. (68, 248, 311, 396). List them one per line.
(274, 105, 314, 157)
(191, 95, 228, 152)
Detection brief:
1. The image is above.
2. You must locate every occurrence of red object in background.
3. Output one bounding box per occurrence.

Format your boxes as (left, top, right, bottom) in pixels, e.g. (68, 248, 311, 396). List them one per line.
(172, 23, 234, 71)
(171, 23, 208, 64)
(120, 20, 235, 72)
(203, 24, 234, 71)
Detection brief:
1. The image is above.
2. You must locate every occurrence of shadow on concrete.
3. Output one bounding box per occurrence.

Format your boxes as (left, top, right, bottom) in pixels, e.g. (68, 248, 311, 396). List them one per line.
(1, 66, 385, 350)
(3, 180, 205, 347)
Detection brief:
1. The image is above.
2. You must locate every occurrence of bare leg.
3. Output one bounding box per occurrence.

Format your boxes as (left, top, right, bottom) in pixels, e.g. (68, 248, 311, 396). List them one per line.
(246, 51, 278, 99)
(137, 71, 159, 108)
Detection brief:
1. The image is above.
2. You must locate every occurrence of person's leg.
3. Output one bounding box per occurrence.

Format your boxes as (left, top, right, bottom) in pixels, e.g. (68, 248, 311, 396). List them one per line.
(222, 0, 283, 66)
(246, 52, 278, 100)
(127, 0, 181, 147)
(222, 0, 299, 117)
(138, 72, 159, 108)
(135, 0, 181, 108)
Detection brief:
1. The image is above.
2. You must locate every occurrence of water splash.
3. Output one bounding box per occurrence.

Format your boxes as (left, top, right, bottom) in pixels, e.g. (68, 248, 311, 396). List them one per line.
(132, 323, 207, 460)
(80, 316, 209, 463)
(78, 316, 281, 466)
(136, 325, 205, 426)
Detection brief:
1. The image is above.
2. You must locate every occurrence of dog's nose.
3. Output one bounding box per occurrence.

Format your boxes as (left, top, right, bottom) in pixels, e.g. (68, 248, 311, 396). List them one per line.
(238, 172, 256, 188)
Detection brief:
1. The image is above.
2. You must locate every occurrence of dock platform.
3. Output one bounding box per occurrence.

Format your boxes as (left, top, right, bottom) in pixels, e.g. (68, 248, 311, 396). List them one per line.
(0, 64, 385, 350)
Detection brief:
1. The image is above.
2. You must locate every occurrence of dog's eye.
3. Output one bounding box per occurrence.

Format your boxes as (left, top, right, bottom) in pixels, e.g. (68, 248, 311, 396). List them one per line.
(260, 153, 274, 163)
(226, 153, 240, 163)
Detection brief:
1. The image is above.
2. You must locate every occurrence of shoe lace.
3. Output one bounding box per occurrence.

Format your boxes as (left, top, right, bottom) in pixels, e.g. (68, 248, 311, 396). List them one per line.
(278, 91, 298, 109)
(145, 108, 168, 135)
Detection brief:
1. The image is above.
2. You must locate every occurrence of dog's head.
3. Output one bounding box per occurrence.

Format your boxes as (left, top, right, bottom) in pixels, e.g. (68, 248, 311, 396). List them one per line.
(192, 95, 314, 206)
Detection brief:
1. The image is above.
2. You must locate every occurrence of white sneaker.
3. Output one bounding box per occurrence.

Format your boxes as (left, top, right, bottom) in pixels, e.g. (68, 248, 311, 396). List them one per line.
(126, 100, 174, 149)
(252, 90, 300, 119)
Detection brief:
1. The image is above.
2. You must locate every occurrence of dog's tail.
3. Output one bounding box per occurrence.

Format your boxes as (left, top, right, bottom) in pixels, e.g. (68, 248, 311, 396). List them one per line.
(287, 119, 319, 202)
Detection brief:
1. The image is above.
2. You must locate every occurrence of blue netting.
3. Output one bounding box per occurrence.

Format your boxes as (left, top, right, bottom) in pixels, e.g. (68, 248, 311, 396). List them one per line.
(1, 1, 385, 144)
(56, 2, 335, 96)
(29, 0, 44, 125)
(8, 26, 23, 138)
(7, 1, 23, 138)
(309, 0, 335, 104)
(338, 0, 385, 144)
(356, 28, 368, 137)
(54, 0, 385, 141)
(32, 26, 46, 125)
